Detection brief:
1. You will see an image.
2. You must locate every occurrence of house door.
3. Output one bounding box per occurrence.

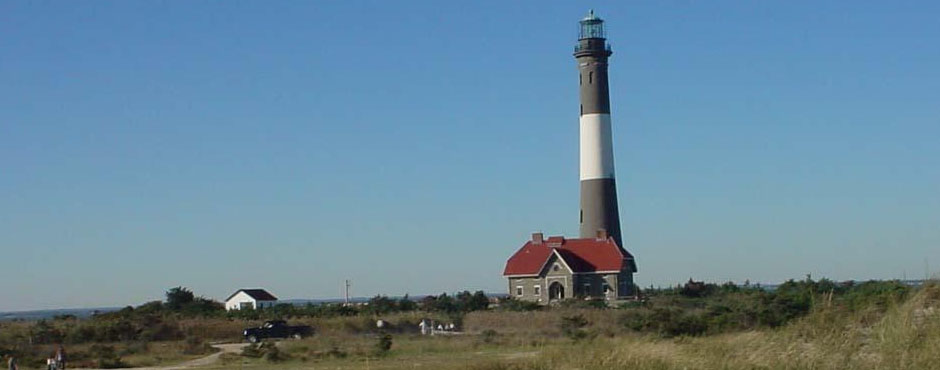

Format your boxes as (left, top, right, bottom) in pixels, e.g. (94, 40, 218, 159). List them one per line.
(549, 282, 565, 300)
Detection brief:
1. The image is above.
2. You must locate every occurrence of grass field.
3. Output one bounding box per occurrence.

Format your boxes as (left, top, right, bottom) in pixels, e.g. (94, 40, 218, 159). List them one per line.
(175, 283, 940, 370)
(4, 282, 937, 369)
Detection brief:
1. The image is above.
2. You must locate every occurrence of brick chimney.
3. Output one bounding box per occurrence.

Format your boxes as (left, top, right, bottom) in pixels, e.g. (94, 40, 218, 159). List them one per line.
(532, 232, 544, 244)
(595, 229, 608, 240)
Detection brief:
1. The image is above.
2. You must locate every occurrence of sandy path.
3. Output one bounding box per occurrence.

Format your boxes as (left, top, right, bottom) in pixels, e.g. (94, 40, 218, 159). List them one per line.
(72, 343, 246, 370)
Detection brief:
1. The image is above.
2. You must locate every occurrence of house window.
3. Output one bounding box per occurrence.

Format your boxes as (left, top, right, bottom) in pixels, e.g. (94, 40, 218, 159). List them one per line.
(583, 283, 592, 295)
(603, 282, 611, 294)
(553, 263, 560, 272)
(534, 286, 541, 296)
(516, 286, 524, 296)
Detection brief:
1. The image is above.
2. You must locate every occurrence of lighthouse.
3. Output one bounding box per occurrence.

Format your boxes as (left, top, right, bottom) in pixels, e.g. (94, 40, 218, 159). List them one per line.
(575, 11, 622, 247)
(501, 12, 637, 304)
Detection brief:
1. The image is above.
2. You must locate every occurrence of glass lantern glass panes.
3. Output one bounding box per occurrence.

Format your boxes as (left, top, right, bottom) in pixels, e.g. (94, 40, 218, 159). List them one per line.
(580, 20, 605, 39)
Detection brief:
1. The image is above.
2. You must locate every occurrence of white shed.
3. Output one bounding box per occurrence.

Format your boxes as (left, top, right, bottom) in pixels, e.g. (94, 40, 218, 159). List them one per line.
(225, 289, 278, 311)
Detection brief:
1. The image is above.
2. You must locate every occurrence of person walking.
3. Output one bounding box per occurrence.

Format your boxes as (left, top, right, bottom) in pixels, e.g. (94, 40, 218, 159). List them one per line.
(55, 345, 67, 370)
(7, 356, 18, 370)
(418, 319, 430, 335)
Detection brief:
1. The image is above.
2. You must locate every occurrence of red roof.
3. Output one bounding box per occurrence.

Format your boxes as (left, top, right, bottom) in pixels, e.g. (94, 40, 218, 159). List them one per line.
(503, 235, 636, 276)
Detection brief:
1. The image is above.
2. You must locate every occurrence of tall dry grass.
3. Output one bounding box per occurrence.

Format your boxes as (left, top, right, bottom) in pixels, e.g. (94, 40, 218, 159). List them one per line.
(467, 283, 940, 370)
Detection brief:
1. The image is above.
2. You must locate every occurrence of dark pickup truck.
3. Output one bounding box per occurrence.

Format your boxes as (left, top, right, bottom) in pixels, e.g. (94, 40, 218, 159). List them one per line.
(243, 320, 313, 343)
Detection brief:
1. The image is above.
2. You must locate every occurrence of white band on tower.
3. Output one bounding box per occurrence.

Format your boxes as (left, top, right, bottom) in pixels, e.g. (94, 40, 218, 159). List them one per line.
(579, 113, 615, 181)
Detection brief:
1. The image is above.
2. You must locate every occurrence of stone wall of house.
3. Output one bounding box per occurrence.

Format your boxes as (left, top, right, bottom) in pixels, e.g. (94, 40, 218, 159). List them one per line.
(508, 276, 537, 302)
(573, 273, 620, 299)
(508, 255, 576, 303)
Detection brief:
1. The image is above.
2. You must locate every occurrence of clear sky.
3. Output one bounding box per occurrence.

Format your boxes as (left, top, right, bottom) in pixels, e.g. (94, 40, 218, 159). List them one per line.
(1, 1, 938, 312)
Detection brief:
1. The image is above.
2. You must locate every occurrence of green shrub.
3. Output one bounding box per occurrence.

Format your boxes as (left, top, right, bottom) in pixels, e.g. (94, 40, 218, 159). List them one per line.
(88, 344, 126, 369)
(262, 343, 289, 362)
(119, 341, 149, 356)
(618, 309, 650, 331)
(241, 341, 285, 361)
(560, 314, 590, 340)
(560, 299, 608, 309)
(373, 334, 393, 356)
(139, 320, 183, 342)
(499, 298, 541, 312)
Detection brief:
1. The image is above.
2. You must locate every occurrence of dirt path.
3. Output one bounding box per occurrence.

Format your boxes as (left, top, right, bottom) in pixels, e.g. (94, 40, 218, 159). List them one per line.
(72, 343, 246, 370)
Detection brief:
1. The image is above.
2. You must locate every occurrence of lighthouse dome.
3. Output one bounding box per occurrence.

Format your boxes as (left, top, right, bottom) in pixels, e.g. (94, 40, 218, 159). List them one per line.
(579, 10, 606, 40)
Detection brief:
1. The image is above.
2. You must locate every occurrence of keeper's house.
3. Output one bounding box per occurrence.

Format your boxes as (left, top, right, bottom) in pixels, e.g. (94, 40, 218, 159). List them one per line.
(503, 231, 637, 304)
(225, 289, 278, 311)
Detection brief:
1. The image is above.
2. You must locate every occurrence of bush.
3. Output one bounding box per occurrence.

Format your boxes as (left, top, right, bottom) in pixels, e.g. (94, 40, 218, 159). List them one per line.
(119, 341, 149, 356)
(560, 299, 608, 309)
(262, 343, 289, 362)
(498, 298, 541, 312)
(182, 335, 213, 355)
(373, 334, 393, 356)
(241, 341, 285, 361)
(88, 344, 126, 369)
(560, 314, 590, 341)
(139, 320, 183, 342)
(165, 287, 195, 310)
(618, 309, 650, 331)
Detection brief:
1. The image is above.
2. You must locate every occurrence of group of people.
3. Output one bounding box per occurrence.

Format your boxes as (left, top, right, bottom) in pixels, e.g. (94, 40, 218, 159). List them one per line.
(47, 346, 67, 370)
(5, 345, 66, 370)
(417, 319, 458, 335)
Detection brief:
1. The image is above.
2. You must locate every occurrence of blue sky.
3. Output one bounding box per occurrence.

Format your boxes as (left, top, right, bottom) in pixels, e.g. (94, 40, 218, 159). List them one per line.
(1, 1, 938, 311)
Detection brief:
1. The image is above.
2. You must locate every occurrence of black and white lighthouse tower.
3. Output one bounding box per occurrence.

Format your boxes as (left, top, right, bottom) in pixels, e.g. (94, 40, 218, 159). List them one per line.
(575, 11, 622, 247)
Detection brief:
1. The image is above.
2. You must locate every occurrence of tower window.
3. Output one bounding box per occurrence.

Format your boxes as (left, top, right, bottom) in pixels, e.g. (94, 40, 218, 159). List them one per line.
(579, 73, 582, 85)
(589, 71, 594, 84)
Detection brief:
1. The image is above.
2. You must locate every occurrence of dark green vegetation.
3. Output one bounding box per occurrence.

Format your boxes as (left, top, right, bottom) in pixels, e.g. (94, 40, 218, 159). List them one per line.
(619, 277, 911, 337)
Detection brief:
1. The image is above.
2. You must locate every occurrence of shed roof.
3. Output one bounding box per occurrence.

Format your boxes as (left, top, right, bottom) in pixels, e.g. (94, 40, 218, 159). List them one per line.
(226, 289, 278, 302)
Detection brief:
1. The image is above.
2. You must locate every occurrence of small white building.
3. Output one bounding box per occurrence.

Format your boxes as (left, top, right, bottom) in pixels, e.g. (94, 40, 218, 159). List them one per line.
(225, 289, 278, 311)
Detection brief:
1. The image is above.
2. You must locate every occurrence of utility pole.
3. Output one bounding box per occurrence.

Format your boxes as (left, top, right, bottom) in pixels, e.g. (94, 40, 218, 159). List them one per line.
(344, 279, 351, 306)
